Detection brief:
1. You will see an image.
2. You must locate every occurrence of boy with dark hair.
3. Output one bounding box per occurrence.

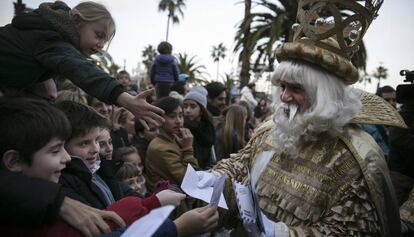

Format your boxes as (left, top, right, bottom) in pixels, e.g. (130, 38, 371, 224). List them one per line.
(145, 97, 199, 191)
(150, 41, 180, 99)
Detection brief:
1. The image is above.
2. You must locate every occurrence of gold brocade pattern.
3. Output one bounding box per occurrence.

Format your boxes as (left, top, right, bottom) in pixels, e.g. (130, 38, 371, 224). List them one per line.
(400, 187, 414, 230)
(213, 122, 383, 236)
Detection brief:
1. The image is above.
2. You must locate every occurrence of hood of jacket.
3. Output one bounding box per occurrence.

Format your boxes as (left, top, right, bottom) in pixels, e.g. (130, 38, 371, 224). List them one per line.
(155, 54, 176, 65)
(12, 1, 80, 49)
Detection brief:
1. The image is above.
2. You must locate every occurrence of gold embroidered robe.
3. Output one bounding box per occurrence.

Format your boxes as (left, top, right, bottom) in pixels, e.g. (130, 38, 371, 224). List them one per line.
(213, 121, 401, 237)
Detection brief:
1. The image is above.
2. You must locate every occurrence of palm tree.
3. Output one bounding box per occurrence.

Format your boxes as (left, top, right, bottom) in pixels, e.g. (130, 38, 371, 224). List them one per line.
(176, 53, 208, 85)
(372, 63, 388, 89)
(234, 0, 252, 88)
(158, 0, 186, 41)
(358, 70, 372, 89)
(142, 44, 158, 78)
(211, 43, 227, 80)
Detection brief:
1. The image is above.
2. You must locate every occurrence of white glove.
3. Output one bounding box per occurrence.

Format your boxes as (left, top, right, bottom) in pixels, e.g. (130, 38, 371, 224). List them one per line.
(196, 171, 218, 188)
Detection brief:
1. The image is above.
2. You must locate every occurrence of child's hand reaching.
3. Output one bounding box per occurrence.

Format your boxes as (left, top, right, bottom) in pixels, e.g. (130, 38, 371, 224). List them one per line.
(155, 190, 186, 206)
(116, 89, 165, 130)
(173, 205, 219, 237)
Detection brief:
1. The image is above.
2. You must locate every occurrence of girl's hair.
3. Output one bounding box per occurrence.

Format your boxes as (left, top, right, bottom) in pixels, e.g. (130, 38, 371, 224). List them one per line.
(221, 105, 246, 158)
(72, 1, 116, 43)
(116, 162, 141, 180)
(237, 100, 252, 122)
(152, 96, 182, 114)
(113, 146, 138, 162)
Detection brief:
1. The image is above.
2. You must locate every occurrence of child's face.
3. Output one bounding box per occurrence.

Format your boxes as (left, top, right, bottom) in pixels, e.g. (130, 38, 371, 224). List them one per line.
(162, 107, 183, 136)
(98, 129, 113, 160)
(76, 19, 109, 56)
(124, 153, 143, 171)
(90, 98, 112, 119)
(65, 127, 101, 169)
(125, 175, 146, 195)
(122, 112, 136, 136)
(118, 74, 131, 87)
(183, 100, 202, 121)
(21, 138, 70, 183)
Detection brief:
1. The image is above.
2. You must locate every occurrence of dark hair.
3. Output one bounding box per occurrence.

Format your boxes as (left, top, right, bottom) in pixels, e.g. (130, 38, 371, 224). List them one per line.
(152, 96, 181, 114)
(376, 85, 395, 96)
(157, 41, 173, 54)
(55, 101, 109, 141)
(205, 82, 226, 98)
(0, 97, 71, 166)
(171, 81, 187, 95)
(116, 70, 130, 80)
(113, 146, 138, 162)
(115, 162, 141, 180)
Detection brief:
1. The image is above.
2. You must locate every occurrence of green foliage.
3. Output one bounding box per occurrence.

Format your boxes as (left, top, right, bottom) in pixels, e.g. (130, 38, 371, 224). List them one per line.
(142, 44, 158, 76)
(176, 53, 208, 85)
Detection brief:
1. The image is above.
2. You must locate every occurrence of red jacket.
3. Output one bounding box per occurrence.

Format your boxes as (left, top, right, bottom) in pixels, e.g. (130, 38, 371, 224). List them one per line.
(3, 195, 160, 237)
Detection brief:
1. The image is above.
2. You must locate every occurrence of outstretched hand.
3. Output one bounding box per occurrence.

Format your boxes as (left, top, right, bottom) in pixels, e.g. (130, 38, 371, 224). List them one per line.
(117, 89, 164, 130)
(174, 205, 219, 237)
(59, 197, 126, 237)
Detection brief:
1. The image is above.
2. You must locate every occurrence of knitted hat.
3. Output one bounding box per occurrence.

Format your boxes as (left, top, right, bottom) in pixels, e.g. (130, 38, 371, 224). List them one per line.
(204, 82, 226, 99)
(184, 86, 208, 108)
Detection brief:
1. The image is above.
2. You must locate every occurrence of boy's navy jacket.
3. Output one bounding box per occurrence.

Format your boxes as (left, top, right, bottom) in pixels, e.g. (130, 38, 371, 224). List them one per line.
(0, 170, 65, 227)
(59, 157, 138, 209)
(150, 54, 179, 85)
(0, 1, 124, 104)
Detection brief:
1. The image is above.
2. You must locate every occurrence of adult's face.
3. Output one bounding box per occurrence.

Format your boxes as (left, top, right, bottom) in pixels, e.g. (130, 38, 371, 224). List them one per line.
(279, 80, 309, 113)
(210, 91, 227, 110)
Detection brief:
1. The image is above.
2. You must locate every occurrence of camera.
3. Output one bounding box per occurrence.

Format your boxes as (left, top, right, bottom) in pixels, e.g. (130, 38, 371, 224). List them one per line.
(396, 70, 414, 104)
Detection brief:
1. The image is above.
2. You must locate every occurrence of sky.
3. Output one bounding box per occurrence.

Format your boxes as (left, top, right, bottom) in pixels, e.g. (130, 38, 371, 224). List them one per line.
(1, 0, 413, 94)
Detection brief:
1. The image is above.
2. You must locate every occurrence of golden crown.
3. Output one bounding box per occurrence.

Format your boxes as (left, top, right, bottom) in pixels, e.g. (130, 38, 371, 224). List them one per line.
(293, 0, 384, 59)
(275, 0, 384, 84)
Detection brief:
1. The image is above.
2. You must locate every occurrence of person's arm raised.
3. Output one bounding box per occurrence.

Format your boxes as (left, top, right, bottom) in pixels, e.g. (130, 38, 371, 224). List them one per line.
(116, 89, 165, 130)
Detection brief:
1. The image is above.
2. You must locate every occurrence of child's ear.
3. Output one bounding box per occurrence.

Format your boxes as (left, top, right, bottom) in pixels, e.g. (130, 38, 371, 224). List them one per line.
(2, 150, 24, 172)
(71, 13, 83, 28)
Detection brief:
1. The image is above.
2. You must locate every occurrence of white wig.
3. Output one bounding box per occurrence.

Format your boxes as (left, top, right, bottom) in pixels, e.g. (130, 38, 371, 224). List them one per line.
(272, 60, 362, 138)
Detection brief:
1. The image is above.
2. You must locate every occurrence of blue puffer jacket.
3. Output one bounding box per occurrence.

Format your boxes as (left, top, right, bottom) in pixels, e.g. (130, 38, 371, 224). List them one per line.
(150, 54, 179, 85)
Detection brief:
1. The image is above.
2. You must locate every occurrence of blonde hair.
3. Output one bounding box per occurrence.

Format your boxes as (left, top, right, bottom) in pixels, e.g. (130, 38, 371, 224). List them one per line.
(72, 1, 116, 43)
(55, 89, 87, 104)
(222, 105, 246, 158)
(112, 107, 133, 126)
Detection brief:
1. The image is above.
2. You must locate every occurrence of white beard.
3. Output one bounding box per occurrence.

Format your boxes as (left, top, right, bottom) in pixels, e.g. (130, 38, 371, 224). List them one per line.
(271, 103, 311, 159)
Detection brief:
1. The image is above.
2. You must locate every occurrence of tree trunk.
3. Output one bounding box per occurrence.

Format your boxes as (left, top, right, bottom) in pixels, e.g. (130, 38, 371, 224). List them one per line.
(216, 61, 220, 80)
(166, 14, 171, 41)
(239, 0, 252, 88)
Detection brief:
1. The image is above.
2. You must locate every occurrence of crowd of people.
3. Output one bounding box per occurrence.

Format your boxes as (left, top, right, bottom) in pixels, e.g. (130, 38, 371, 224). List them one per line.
(0, 0, 413, 237)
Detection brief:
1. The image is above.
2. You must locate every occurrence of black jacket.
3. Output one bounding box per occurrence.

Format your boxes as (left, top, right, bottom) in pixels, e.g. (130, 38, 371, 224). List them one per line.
(0, 2, 123, 104)
(184, 118, 215, 169)
(0, 170, 65, 227)
(59, 157, 137, 209)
